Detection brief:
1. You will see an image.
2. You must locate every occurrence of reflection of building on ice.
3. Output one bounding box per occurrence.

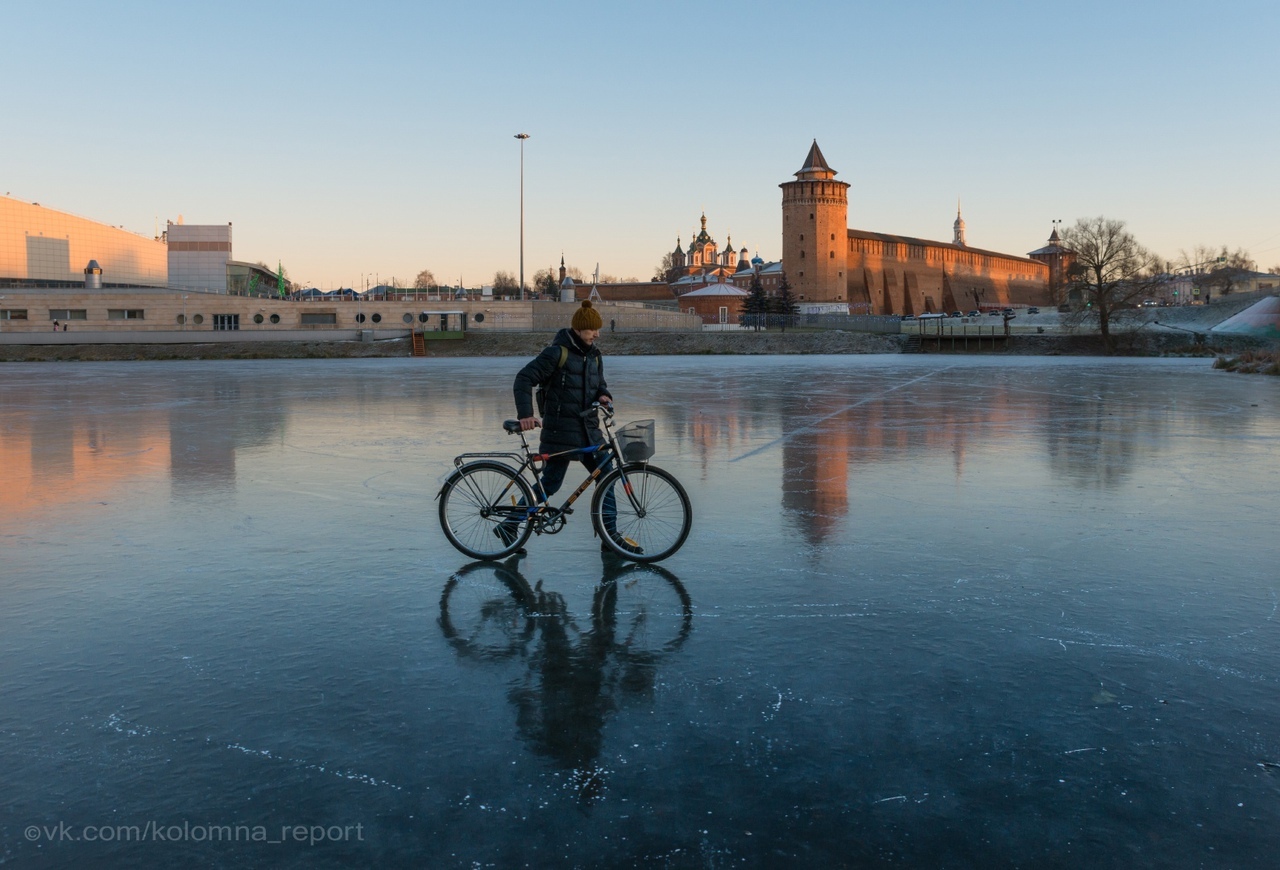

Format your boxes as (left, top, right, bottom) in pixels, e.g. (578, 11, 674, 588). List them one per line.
(780, 395, 851, 546)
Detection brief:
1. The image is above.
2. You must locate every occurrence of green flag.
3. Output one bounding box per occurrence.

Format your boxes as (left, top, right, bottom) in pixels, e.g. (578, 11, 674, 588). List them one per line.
(277, 262, 286, 298)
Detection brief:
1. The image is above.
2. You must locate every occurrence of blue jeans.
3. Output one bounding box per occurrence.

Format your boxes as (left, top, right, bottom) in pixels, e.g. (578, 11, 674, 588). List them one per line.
(502, 449, 616, 537)
(536, 450, 618, 535)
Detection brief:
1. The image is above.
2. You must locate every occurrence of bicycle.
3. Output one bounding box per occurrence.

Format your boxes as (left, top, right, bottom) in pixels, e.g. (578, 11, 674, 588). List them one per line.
(437, 404, 692, 563)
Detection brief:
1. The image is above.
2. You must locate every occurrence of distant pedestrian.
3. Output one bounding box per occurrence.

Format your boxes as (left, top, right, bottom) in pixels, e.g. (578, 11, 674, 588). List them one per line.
(610, 318, 616, 334)
(52, 320, 59, 331)
(62, 322, 69, 332)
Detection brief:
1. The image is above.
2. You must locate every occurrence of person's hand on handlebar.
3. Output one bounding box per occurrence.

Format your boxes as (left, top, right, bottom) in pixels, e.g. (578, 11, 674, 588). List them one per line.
(518, 416, 541, 431)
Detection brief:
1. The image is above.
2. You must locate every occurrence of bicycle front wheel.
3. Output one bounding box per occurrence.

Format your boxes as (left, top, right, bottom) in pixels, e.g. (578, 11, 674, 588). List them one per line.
(591, 463, 692, 563)
(438, 461, 534, 560)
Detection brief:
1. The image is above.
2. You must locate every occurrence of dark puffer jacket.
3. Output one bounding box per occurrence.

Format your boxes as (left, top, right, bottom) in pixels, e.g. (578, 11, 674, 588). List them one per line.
(513, 328, 612, 452)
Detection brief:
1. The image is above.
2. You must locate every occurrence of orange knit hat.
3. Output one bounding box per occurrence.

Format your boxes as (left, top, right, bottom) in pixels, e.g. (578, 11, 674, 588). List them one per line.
(571, 300, 603, 331)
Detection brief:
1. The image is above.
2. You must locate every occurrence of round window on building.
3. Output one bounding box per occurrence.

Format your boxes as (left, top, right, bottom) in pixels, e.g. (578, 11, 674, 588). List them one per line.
(418, 312, 429, 323)
(253, 313, 264, 324)
(402, 313, 413, 324)
(474, 312, 484, 323)
(176, 314, 185, 325)
(371, 313, 381, 323)
(193, 314, 204, 325)
(269, 313, 280, 324)
(355, 313, 366, 323)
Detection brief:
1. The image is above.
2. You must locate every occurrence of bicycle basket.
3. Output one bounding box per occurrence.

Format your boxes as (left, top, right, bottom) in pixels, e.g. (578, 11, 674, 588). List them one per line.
(616, 419, 655, 462)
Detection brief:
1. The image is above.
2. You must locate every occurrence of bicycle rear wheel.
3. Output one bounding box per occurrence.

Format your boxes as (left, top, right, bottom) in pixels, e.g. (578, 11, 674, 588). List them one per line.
(591, 463, 692, 563)
(438, 461, 534, 560)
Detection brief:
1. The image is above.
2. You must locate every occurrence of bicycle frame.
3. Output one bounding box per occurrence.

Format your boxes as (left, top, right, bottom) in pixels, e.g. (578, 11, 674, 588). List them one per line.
(449, 405, 642, 535)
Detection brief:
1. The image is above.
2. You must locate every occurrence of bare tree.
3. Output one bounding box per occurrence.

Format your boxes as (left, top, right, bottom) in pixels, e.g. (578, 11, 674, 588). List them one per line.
(414, 269, 436, 290)
(1061, 216, 1164, 352)
(564, 265, 585, 282)
(492, 271, 519, 297)
(531, 267, 559, 297)
(654, 252, 677, 283)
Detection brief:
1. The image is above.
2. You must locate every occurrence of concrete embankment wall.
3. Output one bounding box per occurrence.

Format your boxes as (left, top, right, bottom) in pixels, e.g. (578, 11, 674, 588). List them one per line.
(1, 331, 902, 361)
(1, 326, 1267, 362)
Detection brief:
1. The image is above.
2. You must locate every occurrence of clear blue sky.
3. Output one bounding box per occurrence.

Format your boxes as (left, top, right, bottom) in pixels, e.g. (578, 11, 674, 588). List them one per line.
(4, 0, 1278, 289)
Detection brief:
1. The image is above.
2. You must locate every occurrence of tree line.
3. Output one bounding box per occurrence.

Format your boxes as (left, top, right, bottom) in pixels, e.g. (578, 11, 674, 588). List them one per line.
(411, 266, 642, 299)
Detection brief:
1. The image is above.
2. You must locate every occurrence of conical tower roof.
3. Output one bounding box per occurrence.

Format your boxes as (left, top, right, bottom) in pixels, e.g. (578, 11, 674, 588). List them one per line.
(794, 139, 837, 181)
(801, 139, 830, 172)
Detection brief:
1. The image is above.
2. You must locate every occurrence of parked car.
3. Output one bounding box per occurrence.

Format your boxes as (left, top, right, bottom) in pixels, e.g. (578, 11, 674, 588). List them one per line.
(988, 310, 1002, 316)
(1027, 307, 1040, 314)
(900, 314, 916, 320)
(966, 310, 981, 317)
(949, 311, 963, 318)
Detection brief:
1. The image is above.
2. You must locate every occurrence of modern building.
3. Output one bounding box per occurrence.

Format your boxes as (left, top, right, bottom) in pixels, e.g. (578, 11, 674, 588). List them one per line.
(1, 195, 167, 288)
(2, 194, 257, 296)
(167, 221, 232, 292)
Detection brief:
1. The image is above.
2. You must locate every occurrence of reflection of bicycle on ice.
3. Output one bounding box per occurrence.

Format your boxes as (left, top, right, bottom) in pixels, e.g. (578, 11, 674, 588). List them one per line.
(438, 555, 693, 802)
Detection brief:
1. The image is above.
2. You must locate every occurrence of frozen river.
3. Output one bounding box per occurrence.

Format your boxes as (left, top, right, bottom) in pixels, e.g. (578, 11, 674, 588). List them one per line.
(2, 355, 1278, 867)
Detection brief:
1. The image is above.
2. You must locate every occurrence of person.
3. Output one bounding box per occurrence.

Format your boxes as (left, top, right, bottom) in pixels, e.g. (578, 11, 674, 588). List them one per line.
(52, 320, 59, 331)
(501, 300, 640, 556)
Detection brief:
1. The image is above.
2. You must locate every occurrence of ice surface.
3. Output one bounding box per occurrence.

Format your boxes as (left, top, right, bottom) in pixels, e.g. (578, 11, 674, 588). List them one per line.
(2, 355, 1279, 866)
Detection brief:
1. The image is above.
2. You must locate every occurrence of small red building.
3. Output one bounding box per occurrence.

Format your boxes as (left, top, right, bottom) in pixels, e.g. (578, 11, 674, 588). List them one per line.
(677, 281, 748, 326)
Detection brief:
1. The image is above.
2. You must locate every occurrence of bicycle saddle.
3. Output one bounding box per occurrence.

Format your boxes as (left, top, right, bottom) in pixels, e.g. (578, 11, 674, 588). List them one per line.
(503, 420, 522, 434)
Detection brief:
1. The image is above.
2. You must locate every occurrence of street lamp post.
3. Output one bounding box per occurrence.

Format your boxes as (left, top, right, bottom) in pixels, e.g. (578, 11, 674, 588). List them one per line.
(515, 133, 530, 302)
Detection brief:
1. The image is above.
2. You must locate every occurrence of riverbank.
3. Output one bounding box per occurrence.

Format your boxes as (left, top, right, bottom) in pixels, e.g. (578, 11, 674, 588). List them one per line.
(0, 328, 1261, 361)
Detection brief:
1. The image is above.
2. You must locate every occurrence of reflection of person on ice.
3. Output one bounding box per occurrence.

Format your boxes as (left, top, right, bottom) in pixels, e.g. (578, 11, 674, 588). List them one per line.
(500, 301, 639, 555)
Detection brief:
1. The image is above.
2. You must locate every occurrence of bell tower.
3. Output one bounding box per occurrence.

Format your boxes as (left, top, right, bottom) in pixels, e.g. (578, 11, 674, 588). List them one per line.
(780, 140, 849, 304)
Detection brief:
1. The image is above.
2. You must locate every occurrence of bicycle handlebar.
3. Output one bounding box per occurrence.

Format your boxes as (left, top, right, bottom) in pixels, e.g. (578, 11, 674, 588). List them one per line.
(505, 402, 613, 437)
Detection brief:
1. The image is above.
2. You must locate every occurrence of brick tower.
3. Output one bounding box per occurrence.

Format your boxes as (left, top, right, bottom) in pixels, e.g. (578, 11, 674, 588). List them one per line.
(780, 140, 849, 304)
